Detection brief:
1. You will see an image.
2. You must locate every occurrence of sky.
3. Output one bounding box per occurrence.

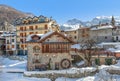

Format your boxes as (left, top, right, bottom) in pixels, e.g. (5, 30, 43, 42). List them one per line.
(0, 0, 120, 24)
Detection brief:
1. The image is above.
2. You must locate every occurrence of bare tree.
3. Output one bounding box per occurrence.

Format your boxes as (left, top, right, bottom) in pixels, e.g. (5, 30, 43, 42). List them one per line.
(76, 39, 98, 66)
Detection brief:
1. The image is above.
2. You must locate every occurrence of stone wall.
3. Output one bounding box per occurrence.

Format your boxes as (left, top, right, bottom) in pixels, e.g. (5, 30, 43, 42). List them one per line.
(24, 70, 97, 80)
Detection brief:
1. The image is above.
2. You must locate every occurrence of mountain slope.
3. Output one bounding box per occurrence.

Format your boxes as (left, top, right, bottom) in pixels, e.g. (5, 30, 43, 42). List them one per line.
(0, 4, 34, 24)
(0, 4, 34, 31)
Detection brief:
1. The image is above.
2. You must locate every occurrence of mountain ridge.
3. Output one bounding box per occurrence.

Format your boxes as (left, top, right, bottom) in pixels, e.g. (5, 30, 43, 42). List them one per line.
(60, 16, 120, 30)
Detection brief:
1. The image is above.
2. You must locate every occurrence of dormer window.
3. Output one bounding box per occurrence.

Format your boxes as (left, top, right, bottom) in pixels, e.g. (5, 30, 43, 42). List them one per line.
(31, 35, 41, 41)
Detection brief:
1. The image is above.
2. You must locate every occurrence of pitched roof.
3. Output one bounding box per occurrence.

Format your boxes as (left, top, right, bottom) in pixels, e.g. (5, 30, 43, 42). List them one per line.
(38, 31, 75, 43)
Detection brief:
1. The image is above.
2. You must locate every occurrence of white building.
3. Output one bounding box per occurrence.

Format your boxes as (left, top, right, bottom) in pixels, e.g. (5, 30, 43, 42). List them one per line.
(1, 32, 17, 55)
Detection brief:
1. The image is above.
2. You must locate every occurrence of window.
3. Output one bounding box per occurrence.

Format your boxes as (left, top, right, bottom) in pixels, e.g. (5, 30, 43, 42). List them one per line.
(35, 25, 38, 29)
(29, 32, 33, 34)
(7, 46, 10, 50)
(105, 36, 107, 39)
(44, 31, 47, 34)
(86, 34, 89, 37)
(17, 45, 19, 49)
(21, 45, 24, 49)
(45, 24, 48, 29)
(24, 33, 27, 37)
(20, 27, 23, 31)
(74, 31, 76, 34)
(39, 18, 45, 22)
(12, 39, 14, 42)
(12, 45, 14, 48)
(116, 36, 118, 41)
(24, 27, 26, 31)
(82, 29, 85, 33)
(82, 34, 85, 37)
(20, 39, 23, 43)
(33, 46, 40, 53)
(29, 26, 33, 30)
(20, 33, 23, 37)
(7, 40, 9, 44)
(74, 36, 77, 39)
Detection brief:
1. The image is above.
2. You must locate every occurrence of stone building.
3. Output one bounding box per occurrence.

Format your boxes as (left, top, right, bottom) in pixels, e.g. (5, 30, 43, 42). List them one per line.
(27, 31, 75, 71)
(15, 15, 60, 55)
(90, 24, 113, 43)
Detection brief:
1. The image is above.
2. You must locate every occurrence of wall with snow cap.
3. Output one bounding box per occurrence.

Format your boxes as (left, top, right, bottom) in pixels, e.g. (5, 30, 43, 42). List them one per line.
(24, 67, 97, 79)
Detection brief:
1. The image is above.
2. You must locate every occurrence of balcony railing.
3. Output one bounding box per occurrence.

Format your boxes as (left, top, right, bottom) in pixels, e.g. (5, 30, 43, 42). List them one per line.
(18, 28, 46, 32)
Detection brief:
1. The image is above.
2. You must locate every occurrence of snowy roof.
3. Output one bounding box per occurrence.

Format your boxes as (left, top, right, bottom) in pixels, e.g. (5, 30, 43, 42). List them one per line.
(107, 44, 120, 53)
(27, 31, 75, 43)
(0, 31, 4, 32)
(91, 25, 113, 30)
(64, 28, 78, 32)
(26, 31, 54, 42)
(105, 43, 120, 53)
(1, 33, 16, 37)
(99, 42, 120, 46)
(40, 31, 53, 40)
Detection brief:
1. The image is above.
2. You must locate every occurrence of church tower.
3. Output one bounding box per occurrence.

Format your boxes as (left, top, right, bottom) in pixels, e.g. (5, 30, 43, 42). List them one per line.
(111, 16, 115, 26)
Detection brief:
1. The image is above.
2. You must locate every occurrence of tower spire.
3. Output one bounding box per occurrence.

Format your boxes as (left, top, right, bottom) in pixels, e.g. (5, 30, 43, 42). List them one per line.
(111, 16, 115, 26)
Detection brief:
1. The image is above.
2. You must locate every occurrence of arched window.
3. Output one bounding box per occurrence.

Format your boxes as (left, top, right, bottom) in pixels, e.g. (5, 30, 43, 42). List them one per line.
(33, 46, 40, 53)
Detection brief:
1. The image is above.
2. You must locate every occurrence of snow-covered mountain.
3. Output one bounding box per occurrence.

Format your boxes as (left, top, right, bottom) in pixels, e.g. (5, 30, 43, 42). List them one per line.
(60, 16, 120, 30)
(91, 16, 120, 25)
(60, 18, 84, 30)
(66, 18, 83, 25)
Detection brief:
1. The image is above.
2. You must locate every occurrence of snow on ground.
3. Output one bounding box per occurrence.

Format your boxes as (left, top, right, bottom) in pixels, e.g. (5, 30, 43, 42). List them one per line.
(0, 56, 26, 73)
(56, 77, 78, 81)
(0, 72, 50, 81)
(0, 56, 120, 81)
(76, 76, 95, 81)
(0, 56, 49, 81)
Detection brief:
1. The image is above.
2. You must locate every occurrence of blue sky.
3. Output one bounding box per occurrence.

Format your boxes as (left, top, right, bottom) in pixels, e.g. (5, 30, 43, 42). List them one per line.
(0, 0, 120, 24)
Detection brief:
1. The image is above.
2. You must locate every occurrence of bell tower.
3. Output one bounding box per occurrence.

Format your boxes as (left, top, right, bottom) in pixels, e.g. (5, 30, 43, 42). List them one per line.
(111, 16, 115, 26)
